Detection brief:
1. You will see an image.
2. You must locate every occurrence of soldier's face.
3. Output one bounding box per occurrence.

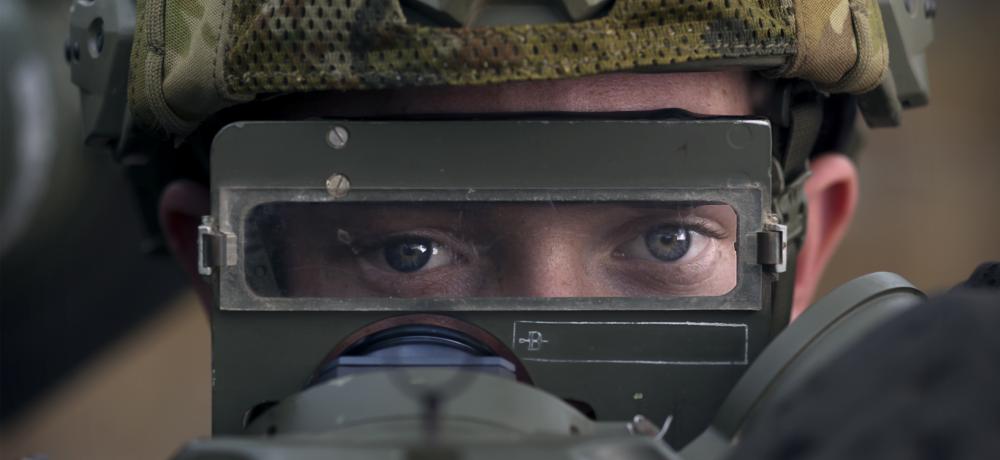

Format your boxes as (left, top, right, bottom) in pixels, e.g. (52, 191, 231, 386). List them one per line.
(163, 70, 855, 315)
(254, 71, 754, 299)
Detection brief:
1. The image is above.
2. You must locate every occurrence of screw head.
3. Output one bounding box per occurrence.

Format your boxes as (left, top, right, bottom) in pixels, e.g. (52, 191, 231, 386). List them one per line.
(325, 173, 351, 198)
(726, 124, 753, 150)
(326, 126, 349, 149)
(925, 0, 937, 18)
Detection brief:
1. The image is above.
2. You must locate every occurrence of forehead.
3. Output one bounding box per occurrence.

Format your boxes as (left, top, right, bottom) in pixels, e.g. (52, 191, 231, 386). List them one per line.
(266, 71, 754, 118)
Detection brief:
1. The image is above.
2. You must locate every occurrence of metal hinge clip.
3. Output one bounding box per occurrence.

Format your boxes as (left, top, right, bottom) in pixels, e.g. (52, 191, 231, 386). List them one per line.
(197, 216, 235, 276)
(757, 221, 788, 274)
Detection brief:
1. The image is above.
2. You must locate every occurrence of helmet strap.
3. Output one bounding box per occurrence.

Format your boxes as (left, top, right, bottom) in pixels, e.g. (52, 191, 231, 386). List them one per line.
(765, 80, 827, 334)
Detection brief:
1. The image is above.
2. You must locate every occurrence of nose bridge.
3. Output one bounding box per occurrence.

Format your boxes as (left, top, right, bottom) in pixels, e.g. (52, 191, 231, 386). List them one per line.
(496, 224, 598, 297)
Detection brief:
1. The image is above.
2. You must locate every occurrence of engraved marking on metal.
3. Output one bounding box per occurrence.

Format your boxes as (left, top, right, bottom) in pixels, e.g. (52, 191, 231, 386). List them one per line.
(511, 321, 749, 365)
(517, 331, 549, 351)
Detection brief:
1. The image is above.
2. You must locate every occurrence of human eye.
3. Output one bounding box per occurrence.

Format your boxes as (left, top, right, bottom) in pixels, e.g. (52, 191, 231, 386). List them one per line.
(359, 235, 456, 274)
(350, 230, 488, 297)
(608, 215, 734, 296)
(615, 223, 719, 264)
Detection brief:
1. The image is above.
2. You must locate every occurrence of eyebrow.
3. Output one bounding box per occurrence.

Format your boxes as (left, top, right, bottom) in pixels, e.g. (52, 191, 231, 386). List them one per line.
(288, 202, 735, 236)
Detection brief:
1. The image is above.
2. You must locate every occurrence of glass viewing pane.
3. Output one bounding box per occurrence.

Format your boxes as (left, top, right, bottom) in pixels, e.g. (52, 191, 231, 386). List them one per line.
(243, 202, 739, 298)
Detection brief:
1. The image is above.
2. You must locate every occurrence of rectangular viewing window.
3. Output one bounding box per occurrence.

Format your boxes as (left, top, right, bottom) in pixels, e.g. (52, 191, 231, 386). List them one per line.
(242, 201, 739, 299)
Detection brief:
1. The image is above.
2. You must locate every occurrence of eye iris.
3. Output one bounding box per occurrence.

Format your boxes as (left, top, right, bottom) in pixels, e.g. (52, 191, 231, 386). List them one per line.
(384, 238, 433, 272)
(644, 226, 690, 262)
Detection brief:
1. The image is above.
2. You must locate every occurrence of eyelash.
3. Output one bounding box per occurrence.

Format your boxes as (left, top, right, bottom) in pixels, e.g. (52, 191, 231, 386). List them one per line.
(618, 216, 729, 245)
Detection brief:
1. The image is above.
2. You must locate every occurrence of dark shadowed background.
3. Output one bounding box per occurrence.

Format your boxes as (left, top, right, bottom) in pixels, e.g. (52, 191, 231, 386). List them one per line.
(1, 1, 998, 458)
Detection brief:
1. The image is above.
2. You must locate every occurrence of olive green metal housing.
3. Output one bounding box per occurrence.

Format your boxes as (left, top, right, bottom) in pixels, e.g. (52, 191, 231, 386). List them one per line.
(204, 119, 779, 446)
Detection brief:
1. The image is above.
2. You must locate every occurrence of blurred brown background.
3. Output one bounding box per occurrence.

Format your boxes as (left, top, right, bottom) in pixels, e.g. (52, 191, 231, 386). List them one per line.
(2, 1, 999, 459)
(819, 0, 1000, 295)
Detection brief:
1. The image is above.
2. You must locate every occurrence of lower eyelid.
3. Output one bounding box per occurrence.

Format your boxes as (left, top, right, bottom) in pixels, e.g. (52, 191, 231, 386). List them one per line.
(609, 240, 723, 292)
(358, 260, 482, 297)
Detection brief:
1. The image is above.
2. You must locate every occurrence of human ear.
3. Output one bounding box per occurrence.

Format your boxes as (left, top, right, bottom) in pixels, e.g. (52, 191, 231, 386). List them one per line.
(160, 180, 213, 310)
(791, 153, 859, 320)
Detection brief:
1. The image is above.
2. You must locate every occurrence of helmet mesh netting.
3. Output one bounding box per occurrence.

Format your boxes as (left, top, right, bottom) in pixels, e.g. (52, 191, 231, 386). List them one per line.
(224, 0, 795, 94)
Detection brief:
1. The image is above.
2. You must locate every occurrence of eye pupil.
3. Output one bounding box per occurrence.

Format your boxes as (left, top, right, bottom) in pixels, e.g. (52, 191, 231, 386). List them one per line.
(384, 238, 432, 272)
(645, 226, 690, 262)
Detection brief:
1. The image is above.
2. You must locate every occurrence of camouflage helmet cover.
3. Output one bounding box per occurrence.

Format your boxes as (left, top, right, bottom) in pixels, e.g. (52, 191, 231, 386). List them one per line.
(128, 0, 890, 137)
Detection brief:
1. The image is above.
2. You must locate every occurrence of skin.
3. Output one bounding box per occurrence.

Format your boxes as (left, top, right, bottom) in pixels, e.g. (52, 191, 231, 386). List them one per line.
(161, 71, 858, 318)
(266, 202, 738, 298)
